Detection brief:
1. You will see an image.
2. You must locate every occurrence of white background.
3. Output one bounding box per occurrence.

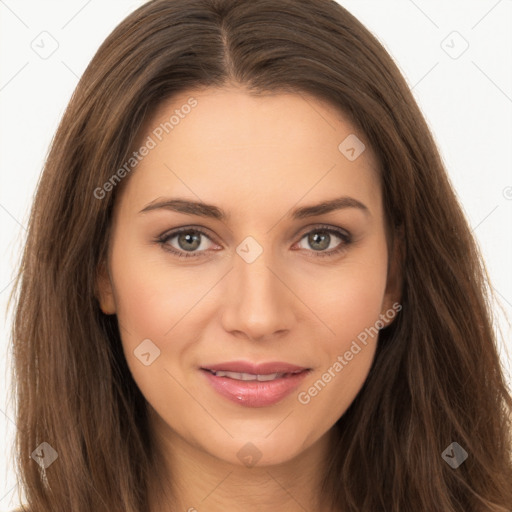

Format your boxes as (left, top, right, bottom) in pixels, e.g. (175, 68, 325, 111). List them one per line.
(1, 1, 511, 509)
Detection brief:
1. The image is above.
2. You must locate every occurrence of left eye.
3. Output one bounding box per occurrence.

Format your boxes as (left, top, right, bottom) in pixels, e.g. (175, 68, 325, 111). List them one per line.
(156, 225, 351, 259)
(295, 228, 350, 255)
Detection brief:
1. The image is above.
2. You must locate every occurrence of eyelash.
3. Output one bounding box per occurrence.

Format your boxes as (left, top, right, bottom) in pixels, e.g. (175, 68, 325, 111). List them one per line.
(155, 224, 352, 259)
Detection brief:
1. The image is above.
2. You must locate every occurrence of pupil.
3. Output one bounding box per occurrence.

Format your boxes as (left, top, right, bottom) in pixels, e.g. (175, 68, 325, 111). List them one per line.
(310, 232, 329, 251)
(179, 232, 200, 251)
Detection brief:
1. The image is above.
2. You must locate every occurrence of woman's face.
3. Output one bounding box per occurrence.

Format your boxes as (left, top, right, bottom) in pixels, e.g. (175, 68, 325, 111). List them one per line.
(97, 86, 400, 467)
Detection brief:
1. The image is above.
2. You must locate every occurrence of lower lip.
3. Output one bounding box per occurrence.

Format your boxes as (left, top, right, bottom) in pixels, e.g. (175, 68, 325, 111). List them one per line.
(201, 369, 310, 407)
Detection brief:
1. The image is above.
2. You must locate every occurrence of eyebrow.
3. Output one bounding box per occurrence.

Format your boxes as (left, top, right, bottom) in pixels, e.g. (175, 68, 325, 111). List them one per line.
(138, 196, 370, 220)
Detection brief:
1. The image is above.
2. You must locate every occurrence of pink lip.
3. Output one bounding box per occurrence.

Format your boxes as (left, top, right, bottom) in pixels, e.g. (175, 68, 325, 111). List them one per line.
(200, 361, 311, 408)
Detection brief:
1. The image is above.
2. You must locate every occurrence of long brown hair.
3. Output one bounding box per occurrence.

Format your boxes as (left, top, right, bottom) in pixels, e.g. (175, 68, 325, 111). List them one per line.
(9, 0, 512, 510)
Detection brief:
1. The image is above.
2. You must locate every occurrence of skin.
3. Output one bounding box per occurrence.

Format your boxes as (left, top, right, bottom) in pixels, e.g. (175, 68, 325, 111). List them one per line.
(96, 86, 401, 512)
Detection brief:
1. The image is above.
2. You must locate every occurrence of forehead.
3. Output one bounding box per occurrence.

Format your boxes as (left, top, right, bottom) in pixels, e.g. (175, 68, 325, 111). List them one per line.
(117, 86, 382, 221)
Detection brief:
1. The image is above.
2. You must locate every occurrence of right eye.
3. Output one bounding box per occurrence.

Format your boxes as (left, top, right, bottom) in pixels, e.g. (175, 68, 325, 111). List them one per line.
(156, 227, 219, 258)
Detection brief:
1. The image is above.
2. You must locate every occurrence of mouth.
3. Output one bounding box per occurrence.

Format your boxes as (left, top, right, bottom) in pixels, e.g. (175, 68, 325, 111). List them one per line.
(202, 368, 306, 381)
(199, 361, 311, 407)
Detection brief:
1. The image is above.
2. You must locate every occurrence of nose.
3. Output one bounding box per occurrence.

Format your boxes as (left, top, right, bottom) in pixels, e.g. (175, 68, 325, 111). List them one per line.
(220, 246, 294, 342)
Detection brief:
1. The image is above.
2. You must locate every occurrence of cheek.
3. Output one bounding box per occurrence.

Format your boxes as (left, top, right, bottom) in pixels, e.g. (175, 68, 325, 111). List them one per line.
(303, 238, 389, 350)
(109, 237, 205, 339)
(108, 242, 203, 408)
(294, 237, 388, 416)
(329, 262, 387, 341)
(107, 239, 189, 383)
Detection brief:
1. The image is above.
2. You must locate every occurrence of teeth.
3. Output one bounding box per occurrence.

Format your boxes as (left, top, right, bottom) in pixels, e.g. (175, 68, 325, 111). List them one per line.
(255, 373, 280, 381)
(211, 370, 284, 381)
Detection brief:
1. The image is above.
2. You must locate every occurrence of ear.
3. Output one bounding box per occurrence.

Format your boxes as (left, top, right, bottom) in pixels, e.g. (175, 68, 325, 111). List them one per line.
(380, 226, 404, 327)
(95, 260, 117, 315)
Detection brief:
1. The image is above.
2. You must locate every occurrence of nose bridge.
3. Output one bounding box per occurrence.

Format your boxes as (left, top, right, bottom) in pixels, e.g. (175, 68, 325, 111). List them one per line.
(237, 247, 276, 299)
(221, 237, 292, 339)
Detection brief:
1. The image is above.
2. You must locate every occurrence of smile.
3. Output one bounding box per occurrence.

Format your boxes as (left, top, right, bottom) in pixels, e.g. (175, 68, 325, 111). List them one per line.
(205, 369, 304, 381)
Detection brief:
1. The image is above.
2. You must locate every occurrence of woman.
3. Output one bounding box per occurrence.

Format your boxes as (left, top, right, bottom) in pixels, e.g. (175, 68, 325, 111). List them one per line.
(9, 0, 512, 510)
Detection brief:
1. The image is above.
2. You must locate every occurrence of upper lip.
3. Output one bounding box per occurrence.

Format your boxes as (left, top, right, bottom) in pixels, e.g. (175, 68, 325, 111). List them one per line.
(201, 361, 309, 375)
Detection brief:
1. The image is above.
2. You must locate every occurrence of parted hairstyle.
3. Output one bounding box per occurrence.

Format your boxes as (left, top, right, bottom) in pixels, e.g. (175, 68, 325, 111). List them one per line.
(8, 0, 512, 511)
